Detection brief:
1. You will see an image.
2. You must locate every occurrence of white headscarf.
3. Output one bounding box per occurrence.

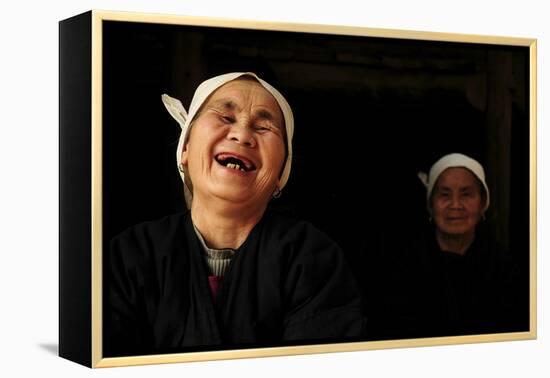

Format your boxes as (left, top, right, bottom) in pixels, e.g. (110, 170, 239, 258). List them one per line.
(418, 153, 490, 213)
(162, 72, 294, 208)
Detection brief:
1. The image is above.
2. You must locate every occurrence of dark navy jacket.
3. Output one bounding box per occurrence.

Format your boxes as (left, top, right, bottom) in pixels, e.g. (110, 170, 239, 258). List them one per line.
(105, 210, 364, 356)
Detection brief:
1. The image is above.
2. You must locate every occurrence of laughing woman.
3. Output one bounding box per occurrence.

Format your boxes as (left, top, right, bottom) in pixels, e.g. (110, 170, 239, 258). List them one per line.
(105, 72, 364, 356)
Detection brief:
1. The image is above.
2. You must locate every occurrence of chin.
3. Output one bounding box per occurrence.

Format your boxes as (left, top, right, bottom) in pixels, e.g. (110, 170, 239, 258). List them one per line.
(440, 225, 474, 237)
(210, 187, 256, 205)
(205, 181, 273, 207)
(214, 191, 250, 204)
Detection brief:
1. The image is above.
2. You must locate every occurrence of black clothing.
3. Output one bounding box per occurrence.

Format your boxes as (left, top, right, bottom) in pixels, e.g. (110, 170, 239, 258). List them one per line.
(363, 223, 528, 340)
(105, 210, 364, 356)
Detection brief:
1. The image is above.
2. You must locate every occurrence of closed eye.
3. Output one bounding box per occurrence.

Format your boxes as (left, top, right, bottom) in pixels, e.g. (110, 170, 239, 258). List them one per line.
(220, 115, 235, 124)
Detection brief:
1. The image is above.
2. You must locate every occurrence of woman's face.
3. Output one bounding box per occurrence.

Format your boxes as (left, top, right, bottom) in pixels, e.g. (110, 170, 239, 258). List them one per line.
(181, 78, 286, 211)
(431, 167, 485, 238)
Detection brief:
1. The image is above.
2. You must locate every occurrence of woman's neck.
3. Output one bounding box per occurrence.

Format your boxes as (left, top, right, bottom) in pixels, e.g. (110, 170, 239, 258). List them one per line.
(190, 197, 266, 249)
(435, 229, 476, 256)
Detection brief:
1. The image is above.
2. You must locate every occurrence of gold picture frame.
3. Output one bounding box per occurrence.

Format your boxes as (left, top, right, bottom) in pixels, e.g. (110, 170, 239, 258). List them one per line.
(59, 9, 537, 368)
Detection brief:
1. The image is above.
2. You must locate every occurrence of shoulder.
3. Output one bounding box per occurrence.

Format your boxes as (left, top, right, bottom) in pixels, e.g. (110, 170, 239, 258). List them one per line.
(473, 225, 516, 273)
(264, 210, 336, 243)
(261, 210, 343, 262)
(473, 224, 511, 259)
(109, 212, 190, 265)
(112, 212, 188, 243)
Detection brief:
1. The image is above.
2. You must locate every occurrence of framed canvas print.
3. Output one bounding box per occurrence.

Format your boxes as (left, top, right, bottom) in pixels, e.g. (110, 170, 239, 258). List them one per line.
(59, 10, 537, 368)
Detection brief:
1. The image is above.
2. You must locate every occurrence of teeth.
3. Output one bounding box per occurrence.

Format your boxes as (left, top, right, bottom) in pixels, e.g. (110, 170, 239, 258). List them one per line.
(217, 154, 254, 171)
(225, 162, 244, 171)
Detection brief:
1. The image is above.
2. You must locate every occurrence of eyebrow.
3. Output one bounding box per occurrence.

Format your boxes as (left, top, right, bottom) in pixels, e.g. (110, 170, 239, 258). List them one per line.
(437, 185, 477, 192)
(208, 98, 281, 128)
(209, 98, 238, 112)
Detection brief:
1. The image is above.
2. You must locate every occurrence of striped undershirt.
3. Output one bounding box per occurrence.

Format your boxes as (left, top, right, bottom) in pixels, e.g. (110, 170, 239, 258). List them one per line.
(192, 224, 236, 277)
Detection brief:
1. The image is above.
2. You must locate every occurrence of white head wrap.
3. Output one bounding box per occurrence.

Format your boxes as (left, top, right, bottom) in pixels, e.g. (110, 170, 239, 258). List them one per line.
(418, 153, 490, 213)
(161, 72, 294, 208)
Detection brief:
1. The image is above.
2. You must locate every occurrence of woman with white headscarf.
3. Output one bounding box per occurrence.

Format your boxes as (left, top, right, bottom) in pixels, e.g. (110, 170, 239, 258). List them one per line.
(368, 153, 526, 339)
(106, 73, 364, 356)
(418, 153, 491, 255)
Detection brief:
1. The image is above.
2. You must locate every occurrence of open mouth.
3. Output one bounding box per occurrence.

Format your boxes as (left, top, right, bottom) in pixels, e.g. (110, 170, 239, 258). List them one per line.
(215, 153, 256, 172)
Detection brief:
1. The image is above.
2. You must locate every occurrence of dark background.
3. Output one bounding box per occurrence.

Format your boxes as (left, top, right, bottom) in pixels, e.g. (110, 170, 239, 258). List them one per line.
(102, 20, 530, 342)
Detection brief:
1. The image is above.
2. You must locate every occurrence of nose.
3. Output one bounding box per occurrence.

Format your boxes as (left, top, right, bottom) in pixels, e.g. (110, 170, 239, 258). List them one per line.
(449, 193, 463, 209)
(226, 118, 256, 148)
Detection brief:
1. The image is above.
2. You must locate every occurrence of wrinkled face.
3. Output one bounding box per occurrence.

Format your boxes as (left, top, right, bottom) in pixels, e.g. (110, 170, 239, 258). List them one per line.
(431, 167, 485, 238)
(181, 78, 286, 210)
